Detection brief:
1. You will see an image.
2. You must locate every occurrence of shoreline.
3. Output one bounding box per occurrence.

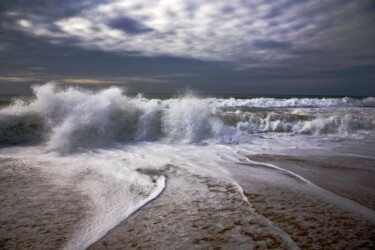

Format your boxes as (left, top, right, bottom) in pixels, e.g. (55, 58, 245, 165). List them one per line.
(246, 154, 375, 210)
(1, 152, 374, 249)
(89, 164, 296, 249)
(230, 154, 375, 249)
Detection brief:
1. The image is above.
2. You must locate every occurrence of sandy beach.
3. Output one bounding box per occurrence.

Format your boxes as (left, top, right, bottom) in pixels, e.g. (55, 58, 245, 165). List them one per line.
(89, 164, 296, 249)
(233, 154, 375, 249)
(0, 157, 92, 249)
(1, 152, 374, 249)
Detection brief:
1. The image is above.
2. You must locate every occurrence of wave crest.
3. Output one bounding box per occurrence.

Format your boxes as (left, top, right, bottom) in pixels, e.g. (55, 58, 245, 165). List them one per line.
(0, 83, 374, 150)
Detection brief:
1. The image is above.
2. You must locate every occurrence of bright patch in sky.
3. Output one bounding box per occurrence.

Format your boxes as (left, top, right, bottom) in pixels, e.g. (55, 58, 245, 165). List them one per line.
(14, 0, 375, 68)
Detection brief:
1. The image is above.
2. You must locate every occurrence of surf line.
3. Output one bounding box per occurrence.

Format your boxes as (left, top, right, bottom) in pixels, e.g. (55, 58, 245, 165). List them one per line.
(227, 168, 300, 249)
(65, 176, 167, 250)
(244, 157, 312, 184)
(133, 175, 167, 215)
(128, 175, 167, 218)
(243, 157, 375, 224)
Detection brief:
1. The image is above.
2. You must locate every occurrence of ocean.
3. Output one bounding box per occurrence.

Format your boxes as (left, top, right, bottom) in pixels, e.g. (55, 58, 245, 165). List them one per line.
(1, 83, 374, 249)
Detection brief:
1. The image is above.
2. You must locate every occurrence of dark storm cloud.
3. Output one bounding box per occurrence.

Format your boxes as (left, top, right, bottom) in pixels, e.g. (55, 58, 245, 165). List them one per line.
(0, 0, 99, 18)
(0, 0, 374, 96)
(108, 17, 154, 35)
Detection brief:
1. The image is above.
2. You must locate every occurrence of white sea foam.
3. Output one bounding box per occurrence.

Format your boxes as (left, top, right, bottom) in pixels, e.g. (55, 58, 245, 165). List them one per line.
(207, 96, 375, 108)
(162, 97, 226, 143)
(0, 83, 374, 149)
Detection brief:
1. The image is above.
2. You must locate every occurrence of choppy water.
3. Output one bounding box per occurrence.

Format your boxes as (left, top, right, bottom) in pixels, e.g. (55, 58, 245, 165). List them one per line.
(1, 83, 374, 149)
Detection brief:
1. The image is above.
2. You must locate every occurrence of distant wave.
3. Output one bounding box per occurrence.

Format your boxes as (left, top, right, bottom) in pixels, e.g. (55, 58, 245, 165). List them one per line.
(206, 96, 375, 108)
(0, 83, 374, 150)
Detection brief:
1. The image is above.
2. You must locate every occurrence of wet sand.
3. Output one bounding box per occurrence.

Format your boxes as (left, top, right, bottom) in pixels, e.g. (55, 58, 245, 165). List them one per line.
(0, 157, 92, 249)
(233, 154, 375, 249)
(1, 154, 375, 249)
(90, 154, 375, 249)
(89, 164, 297, 249)
(246, 154, 375, 210)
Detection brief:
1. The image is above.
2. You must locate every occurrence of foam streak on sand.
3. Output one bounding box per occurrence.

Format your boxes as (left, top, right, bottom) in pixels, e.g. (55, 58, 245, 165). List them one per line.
(0, 146, 170, 249)
(89, 163, 301, 249)
(65, 176, 166, 250)
(244, 157, 375, 224)
(244, 158, 311, 184)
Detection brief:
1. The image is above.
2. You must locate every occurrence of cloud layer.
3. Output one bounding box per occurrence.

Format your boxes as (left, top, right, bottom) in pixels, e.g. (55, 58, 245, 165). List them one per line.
(0, 0, 374, 95)
(8, 0, 375, 68)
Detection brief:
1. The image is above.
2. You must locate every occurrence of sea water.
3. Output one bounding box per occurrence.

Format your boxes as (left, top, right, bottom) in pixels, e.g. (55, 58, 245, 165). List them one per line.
(0, 83, 374, 248)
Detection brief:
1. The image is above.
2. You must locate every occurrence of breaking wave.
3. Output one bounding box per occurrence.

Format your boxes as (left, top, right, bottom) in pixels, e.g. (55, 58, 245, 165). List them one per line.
(0, 83, 374, 150)
(208, 96, 375, 108)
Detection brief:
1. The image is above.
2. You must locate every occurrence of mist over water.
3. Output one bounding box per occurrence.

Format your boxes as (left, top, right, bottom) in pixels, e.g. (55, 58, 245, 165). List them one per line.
(0, 83, 374, 150)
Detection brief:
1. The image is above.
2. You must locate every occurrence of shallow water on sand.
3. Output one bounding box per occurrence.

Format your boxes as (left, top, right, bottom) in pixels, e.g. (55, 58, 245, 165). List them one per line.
(1, 139, 375, 249)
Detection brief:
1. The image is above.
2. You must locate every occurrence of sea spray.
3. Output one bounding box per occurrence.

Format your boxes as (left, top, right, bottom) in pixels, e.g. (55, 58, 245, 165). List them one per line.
(162, 97, 225, 143)
(0, 83, 374, 149)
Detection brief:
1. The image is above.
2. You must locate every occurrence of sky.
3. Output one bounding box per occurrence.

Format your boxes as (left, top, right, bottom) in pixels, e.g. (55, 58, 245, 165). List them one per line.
(0, 0, 374, 96)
